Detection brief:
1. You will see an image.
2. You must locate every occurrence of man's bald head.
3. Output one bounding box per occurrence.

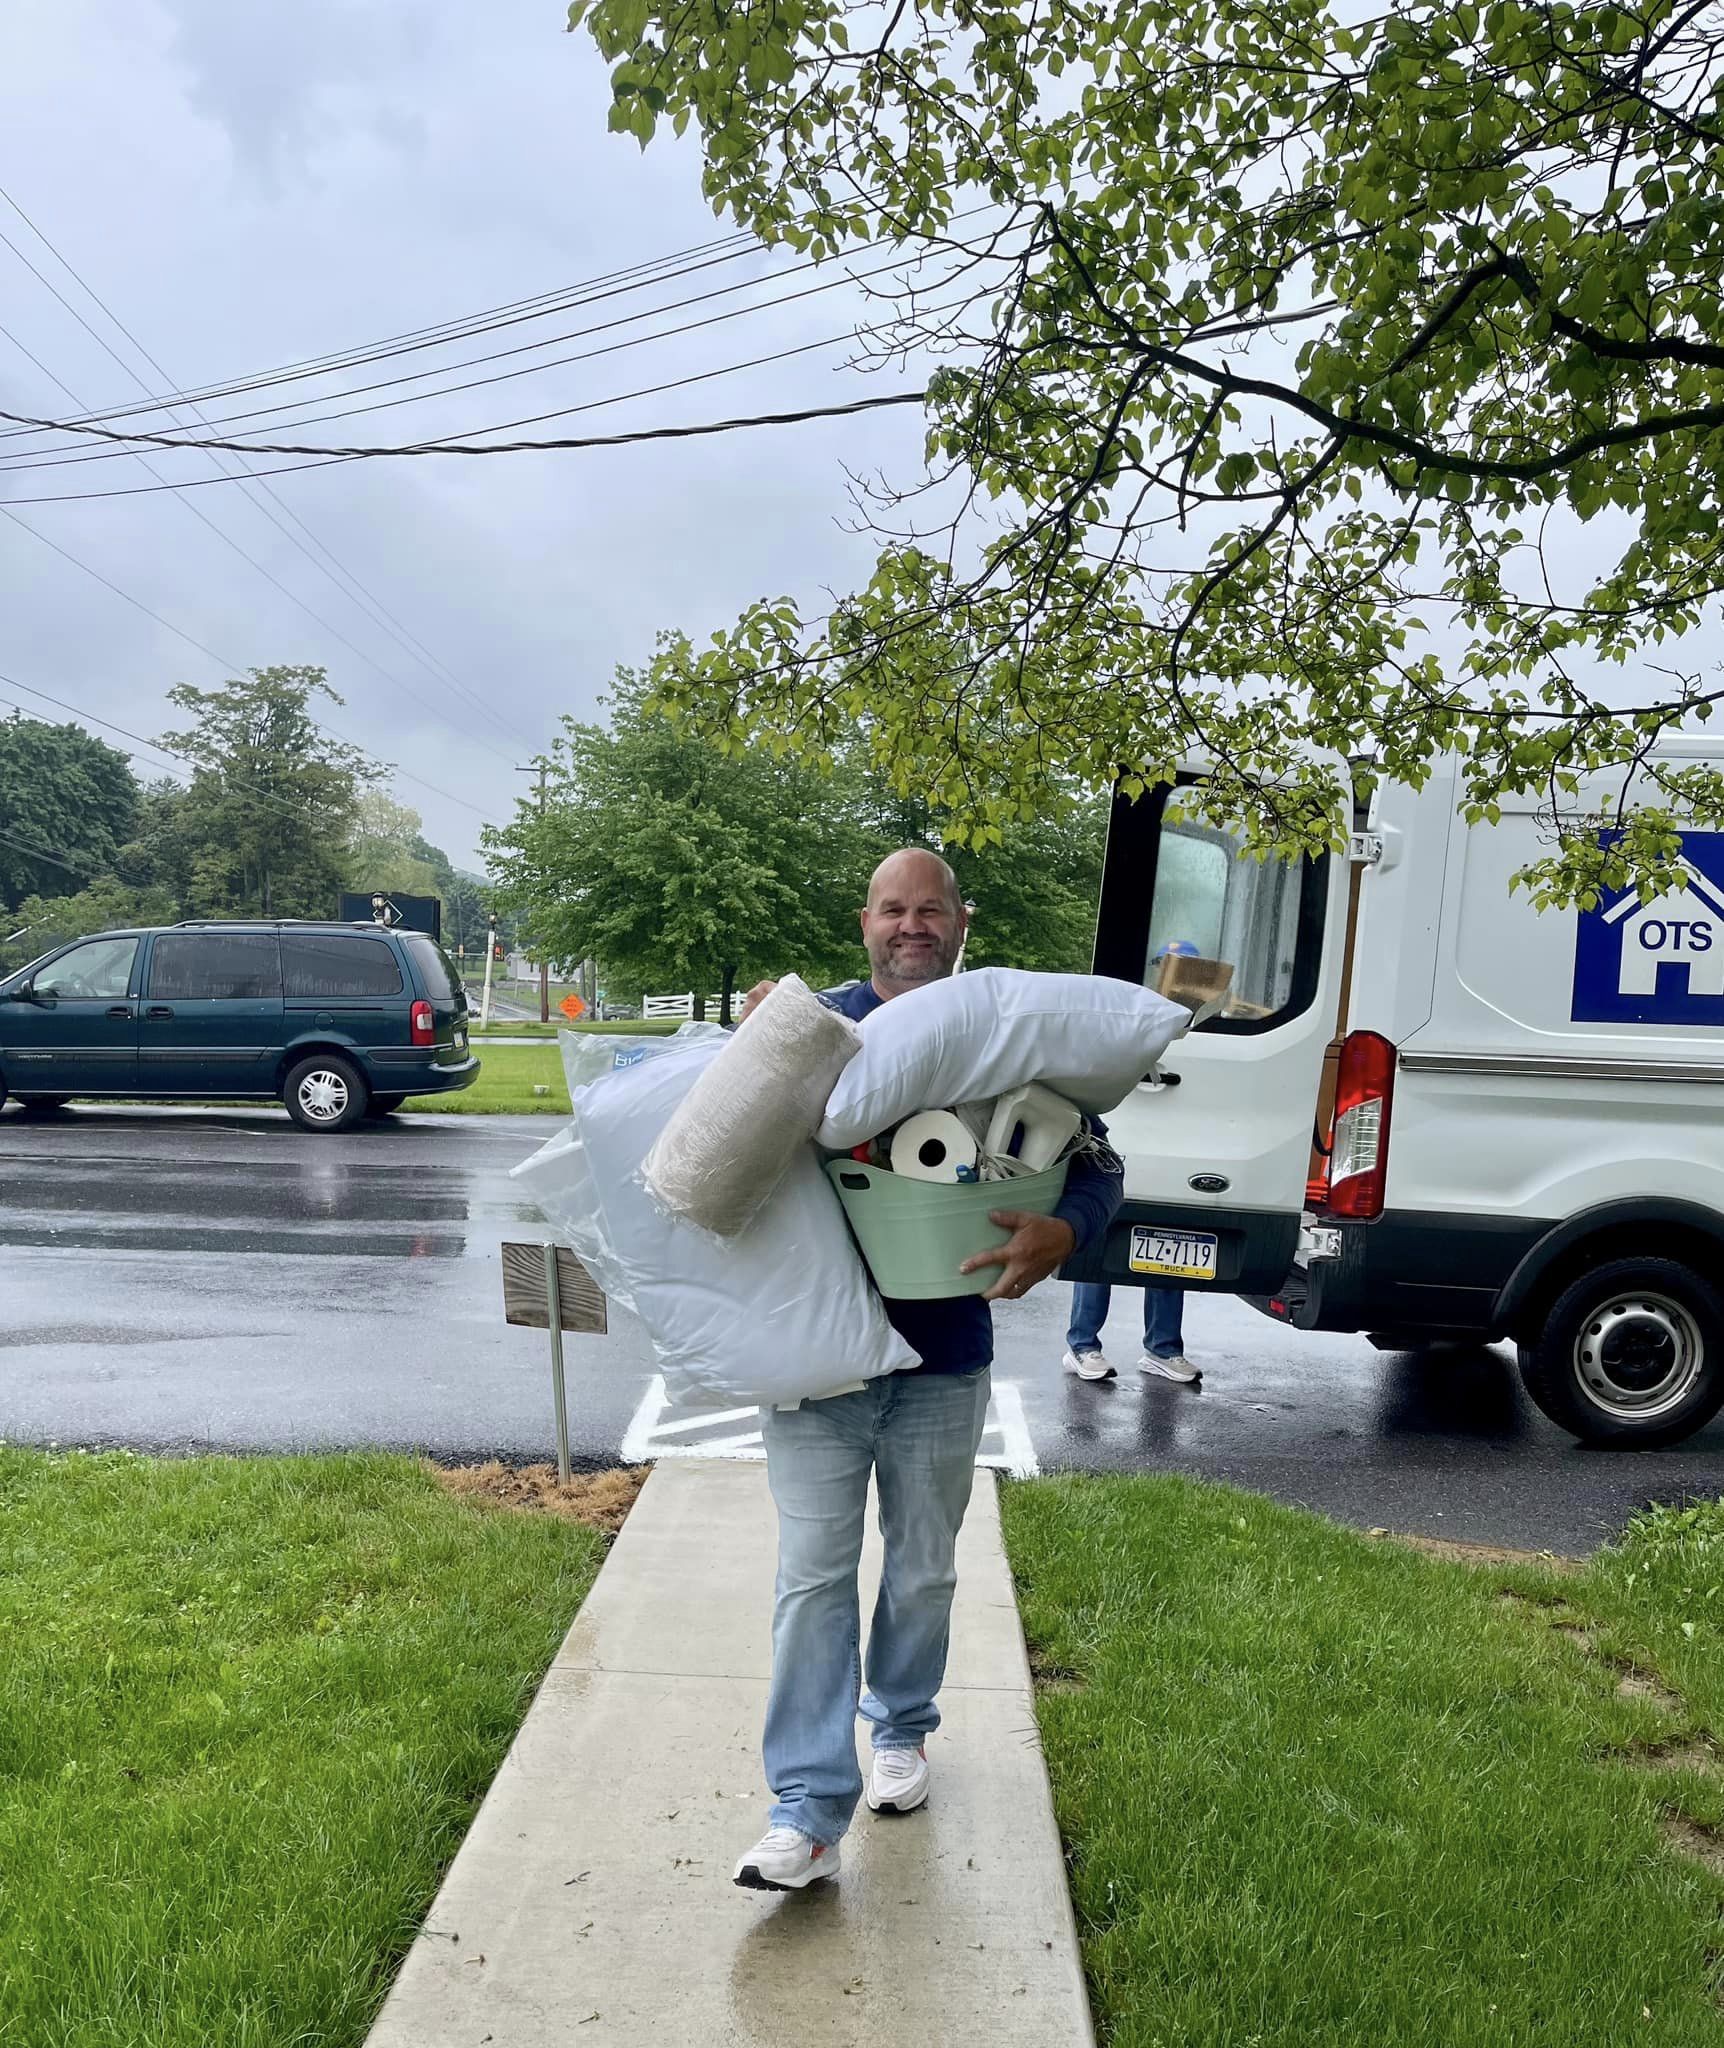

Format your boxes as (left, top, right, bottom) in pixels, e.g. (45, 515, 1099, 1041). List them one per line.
(866, 847, 963, 916)
(860, 847, 968, 997)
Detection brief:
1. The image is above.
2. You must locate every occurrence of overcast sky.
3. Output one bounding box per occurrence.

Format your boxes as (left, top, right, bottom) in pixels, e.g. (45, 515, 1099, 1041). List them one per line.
(0, 0, 934, 870)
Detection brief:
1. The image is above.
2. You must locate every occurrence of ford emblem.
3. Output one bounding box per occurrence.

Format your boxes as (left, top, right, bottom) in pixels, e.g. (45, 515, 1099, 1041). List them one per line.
(1188, 1173, 1230, 1194)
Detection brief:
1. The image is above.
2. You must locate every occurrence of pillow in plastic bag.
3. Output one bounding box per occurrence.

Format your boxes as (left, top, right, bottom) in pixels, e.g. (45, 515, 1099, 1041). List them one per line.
(513, 1036, 915, 1409)
(641, 975, 860, 1237)
(818, 967, 1189, 1149)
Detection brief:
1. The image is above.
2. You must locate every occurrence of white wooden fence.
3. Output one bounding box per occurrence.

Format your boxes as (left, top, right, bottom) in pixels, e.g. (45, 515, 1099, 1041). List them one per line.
(642, 992, 728, 1020)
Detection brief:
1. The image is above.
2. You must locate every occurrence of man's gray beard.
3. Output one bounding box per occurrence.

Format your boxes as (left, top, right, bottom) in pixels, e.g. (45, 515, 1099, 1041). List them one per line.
(871, 946, 957, 987)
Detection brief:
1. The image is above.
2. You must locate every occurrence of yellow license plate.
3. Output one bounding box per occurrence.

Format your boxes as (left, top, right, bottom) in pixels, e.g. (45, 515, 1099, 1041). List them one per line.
(1129, 1226, 1218, 1281)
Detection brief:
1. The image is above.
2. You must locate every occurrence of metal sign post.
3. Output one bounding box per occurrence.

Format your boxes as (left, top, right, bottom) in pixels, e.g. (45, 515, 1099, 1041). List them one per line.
(500, 1241, 607, 1483)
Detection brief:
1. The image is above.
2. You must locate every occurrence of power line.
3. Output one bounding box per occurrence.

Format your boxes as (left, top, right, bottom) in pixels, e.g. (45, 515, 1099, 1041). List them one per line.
(0, 228, 765, 446)
(0, 240, 965, 468)
(0, 323, 525, 771)
(0, 388, 932, 503)
(0, 817, 94, 884)
(0, 186, 533, 756)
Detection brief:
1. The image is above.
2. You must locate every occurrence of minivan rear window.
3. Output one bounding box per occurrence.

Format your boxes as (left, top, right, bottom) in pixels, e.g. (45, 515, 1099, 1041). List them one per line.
(404, 934, 460, 1001)
(281, 933, 403, 998)
(149, 933, 282, 1000)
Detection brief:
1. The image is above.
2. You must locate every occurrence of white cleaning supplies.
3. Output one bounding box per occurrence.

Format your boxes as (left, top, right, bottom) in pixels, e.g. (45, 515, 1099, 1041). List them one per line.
(888, 1109, 980, 1183)
(982, 1082, 1083, 1176)
(640, 973, 860, 1237)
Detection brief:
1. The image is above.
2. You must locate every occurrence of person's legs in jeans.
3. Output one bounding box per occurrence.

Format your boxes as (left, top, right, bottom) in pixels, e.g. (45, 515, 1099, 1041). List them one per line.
(1144, 1286, 1187, 1359)
(760, 1386, 877, 1845)
(1065, 1283, 1112, 1355)
(859, 1368, 991, 1752)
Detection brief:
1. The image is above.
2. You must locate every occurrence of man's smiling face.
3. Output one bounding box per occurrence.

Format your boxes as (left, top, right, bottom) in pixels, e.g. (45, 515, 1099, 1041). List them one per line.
(861, 850, 967, 996)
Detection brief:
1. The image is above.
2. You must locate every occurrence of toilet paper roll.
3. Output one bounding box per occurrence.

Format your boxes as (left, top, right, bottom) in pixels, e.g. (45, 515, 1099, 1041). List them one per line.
(889, 1110, 980, 1183)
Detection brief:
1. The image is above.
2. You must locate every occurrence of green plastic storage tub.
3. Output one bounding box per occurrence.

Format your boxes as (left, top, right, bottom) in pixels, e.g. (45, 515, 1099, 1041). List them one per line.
(826, 1157, 1072, 1300)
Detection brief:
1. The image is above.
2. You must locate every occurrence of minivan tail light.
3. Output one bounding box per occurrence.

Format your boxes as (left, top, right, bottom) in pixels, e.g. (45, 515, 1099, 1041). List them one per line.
(410, 999, 436, 1046)
(1324, 1030, 1395, 1220)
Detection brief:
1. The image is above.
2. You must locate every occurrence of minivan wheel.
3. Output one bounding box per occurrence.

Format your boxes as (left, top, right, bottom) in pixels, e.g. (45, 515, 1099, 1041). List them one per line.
(1517, 1256, 1724, 1448)
(283, 1054, 369, 1133)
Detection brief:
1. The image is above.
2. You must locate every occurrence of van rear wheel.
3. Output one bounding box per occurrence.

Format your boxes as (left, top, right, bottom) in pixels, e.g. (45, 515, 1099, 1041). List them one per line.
(1517, 1256, 1724, 1448)
(283, 1054, 369, 1133)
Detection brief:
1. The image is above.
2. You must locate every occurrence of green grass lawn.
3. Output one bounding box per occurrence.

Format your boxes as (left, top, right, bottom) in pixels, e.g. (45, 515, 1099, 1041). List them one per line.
(1001, 1477, 1724, 2047)
(0, 1450, 609, 2048)
(406, 1042, 569, 1114)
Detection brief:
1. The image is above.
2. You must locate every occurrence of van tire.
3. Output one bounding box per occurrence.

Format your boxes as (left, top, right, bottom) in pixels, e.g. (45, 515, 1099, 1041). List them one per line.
(1517, 1256, 1724, 1448)
(283, 1054, 369, 1133)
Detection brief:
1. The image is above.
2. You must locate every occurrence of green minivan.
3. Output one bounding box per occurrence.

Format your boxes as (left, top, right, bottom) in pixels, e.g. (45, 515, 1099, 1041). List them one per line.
(0, 920, 478, 1131)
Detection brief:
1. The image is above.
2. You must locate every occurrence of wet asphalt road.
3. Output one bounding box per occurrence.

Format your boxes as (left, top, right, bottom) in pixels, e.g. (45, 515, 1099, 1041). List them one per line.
(5, 1104, 1724, 1552)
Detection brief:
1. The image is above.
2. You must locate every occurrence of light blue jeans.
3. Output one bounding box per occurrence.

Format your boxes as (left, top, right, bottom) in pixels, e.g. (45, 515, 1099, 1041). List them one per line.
(1066, 1281, 1185, 1358)
(759, 1367, 991, 1846)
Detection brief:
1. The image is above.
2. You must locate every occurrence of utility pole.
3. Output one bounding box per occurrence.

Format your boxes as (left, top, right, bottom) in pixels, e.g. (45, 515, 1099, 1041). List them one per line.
(480, 911, 497, 1029)
(516, 762, 551, 1024)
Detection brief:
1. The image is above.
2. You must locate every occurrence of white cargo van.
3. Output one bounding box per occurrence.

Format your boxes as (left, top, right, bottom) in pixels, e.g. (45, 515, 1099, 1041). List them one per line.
(1078, 745, 1724, 1449)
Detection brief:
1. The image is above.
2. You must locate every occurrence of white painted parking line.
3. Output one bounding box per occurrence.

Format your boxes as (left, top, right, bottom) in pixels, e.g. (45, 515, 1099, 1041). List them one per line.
(619, 1375, 1040, 1478)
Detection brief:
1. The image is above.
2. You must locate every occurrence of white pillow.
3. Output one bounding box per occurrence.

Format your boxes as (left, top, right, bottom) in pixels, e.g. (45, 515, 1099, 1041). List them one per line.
(514, 1038, 915, 1409)
(818, 968, 1188, 1149)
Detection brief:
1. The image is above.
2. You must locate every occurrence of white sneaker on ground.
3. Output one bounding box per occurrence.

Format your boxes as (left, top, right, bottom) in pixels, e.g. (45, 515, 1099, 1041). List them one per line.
(733, 1823, 841, 1891)
(1062, 1346, 1116, 1382)
(866, 1745, 931, 1814)
(1139, 1350, 1202, 1384)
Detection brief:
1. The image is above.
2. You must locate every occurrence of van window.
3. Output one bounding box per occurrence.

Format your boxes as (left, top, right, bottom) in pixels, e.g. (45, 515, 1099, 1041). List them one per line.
(281, 933, 403, 999)
(1147, 819, 1308, 1027)
(36, 935, 138, 1001)
(148, 933, 282, 1000)
(404, 934, 460, 1001)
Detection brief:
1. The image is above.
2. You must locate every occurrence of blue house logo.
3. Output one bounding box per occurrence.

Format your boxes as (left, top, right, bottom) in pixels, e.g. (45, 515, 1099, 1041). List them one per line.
(1572, 834, 1724, 1024)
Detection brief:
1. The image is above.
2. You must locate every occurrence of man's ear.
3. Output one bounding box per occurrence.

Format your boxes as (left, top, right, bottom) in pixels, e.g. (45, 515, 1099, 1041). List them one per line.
(858, 906, 869, 933)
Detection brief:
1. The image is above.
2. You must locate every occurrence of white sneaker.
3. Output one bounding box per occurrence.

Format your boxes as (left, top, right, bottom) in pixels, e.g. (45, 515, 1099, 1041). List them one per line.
(866, 1745, 930, 1814)
(1062, 1346, 1116, 1382)
(733, 1823, 841, 1891)
(1139, 1350, 1201, 1384)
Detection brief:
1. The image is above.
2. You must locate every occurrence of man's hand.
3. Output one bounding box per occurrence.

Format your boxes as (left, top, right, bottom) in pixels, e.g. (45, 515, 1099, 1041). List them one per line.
(737, 979, 778, 1023)
(959, 1211, 1078, 1303)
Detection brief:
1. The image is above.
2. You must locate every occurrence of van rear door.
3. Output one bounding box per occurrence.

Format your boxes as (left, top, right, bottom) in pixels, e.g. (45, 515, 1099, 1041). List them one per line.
(1071, 771, 1352, 1296)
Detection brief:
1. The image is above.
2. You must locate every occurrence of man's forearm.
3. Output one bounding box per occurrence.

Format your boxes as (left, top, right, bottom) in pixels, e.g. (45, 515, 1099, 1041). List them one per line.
(1053, 1143, 1125, 1256)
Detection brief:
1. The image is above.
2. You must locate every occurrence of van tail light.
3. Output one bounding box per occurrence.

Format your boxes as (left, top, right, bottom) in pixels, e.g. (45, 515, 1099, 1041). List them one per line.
(1323, 1030, 1395, 1220)
(410, 999, 436, 1046)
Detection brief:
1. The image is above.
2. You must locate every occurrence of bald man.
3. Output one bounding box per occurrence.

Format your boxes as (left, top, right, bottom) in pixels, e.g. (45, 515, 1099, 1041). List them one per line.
(732, 848, 1124, 1891)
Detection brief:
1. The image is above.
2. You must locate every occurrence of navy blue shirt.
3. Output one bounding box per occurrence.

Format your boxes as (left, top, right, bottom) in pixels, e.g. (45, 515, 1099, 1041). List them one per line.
(822, 977, 1125, 1374)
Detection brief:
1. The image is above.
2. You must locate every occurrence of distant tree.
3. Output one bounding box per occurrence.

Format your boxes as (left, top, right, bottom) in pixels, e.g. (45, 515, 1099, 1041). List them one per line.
(0, 715, 138, 911)
(342, 792, 444, 899)
(485, 657, 875, 1018)
(0, 876, 179, 973)
(159, 666, 380, 919)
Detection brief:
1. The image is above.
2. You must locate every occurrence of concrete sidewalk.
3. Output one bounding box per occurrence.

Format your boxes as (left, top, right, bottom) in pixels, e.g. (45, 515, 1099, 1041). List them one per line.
(365, 1457, 1095, 2047)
